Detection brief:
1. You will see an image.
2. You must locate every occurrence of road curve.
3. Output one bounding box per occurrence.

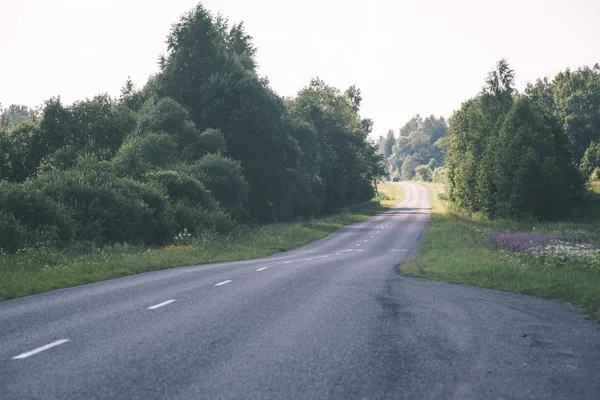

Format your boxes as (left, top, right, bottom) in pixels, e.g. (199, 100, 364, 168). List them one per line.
(1, 182, 599, 399)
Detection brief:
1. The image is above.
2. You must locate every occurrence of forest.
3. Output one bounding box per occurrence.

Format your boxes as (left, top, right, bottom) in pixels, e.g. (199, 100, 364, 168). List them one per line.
(377, 60, 600, 220)
(0, 4, 385, 254)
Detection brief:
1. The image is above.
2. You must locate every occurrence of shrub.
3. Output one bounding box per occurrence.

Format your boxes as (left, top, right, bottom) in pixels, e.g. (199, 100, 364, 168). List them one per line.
(113, 132, 179, 178)
(182, 154, 249, 218)
(30, 164, 172, 246)
(198, 128, 227, 155)
(0, 211, 28, 253)
(414, 165, 433, 182)
(147, 169, 234, 235)
(0, 180, 76, 245)
(432, 167, 447, 184)
(580, 141, 600, 181)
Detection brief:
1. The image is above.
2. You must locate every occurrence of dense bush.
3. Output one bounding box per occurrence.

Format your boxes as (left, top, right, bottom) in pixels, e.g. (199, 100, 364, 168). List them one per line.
(580, 141, 600, 181)
(0, 211, 27, 253)
(29, 166, 171, 246)
(181, 154, 249, 219)
(414, 165, 433, 182)
(113, 132, 179, 178)
(146, 169, 234, 234)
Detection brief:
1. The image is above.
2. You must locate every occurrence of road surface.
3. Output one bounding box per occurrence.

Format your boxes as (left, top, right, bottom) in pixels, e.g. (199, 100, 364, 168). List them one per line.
(1, 182, 599, 399)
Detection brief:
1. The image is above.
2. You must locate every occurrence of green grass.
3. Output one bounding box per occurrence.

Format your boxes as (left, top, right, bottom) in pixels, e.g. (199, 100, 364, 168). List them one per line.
(399, 182, 600, 321)
(0, 183, 403, 301)
(376, 181, 405, 208)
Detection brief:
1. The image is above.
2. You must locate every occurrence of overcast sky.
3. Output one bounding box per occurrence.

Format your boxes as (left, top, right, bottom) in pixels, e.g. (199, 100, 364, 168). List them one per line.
(1, 0, 599, 138)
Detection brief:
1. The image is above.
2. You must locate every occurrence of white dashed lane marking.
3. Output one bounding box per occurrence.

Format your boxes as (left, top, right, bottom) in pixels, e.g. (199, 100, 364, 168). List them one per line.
(215, 280, 232, 286)
(256, 267, 268, 272)
(12, 339, 69, 360)
(148, 299, 176, 310)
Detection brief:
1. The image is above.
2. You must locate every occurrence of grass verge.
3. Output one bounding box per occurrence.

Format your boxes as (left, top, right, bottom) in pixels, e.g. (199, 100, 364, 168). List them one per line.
(0, 182, 402, 301)
(399, 182, 600, 321)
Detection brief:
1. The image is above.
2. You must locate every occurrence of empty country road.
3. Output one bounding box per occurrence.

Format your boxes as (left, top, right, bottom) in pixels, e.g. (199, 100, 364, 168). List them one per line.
(1, 182, 599, 399)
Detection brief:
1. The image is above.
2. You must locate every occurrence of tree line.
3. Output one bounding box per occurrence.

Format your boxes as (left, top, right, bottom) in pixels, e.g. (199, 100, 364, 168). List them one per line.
(375, 115, 447, 182)
(443, 60, 599, 219)
(0, 3, 385, 253)
(376, 60, 600, 220)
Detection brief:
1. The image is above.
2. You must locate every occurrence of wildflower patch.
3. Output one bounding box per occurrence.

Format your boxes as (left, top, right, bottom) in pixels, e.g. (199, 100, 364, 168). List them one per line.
(490, 232, 600, 271)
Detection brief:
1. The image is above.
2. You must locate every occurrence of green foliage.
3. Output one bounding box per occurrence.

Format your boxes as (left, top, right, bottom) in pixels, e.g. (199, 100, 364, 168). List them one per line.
(283, 118, 325, 218)
(29, 166, 171, 246)
(0, 3, 388, 255)
(527, 65, 600, 162)
(493, 97, 581, 218)
(0, 210, 27, 253)
(444, 60, 584, 219)
(153, 4, 292, 220)
(113, 132, 179, 178)
(1, 120, 43, 181)
(181, 154, 249, 219)
(432, 167, 447, 184)
(146, 169, 234, 234)
(288, 78, 385, 214)
(38, 95, 136, 171)
(0, 104, 34, 131)
(414, 165, 433, 182)
(0, 180, 75, 247)
(580, 141, 600, 180)
(198, 128, 227, 155)
(386, 115, 447, 180)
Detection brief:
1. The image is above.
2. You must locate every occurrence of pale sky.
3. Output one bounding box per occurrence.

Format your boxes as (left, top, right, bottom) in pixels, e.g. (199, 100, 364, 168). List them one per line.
(1, 0, 599, 138)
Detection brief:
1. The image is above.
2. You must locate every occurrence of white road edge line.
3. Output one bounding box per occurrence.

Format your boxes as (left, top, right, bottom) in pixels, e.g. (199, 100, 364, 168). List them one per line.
(215, 280, 232, 286)
(256, 267, 268, 272)
(148, 299, 176, 310)
(12, 339, 69, 360)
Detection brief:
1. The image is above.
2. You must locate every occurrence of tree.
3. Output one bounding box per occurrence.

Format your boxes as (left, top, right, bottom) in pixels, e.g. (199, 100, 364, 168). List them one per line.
(444, 60, 584, 219)
(0, 104, 32, 131)
(526, 66, 600, 163)
(112, 132, 179, 178)
(383, 130, 395, 159)
(153, 4, 292, 221)
(493, 97, 582, 218)
(580, 141, 600, 180)
(288, 78, 384, 213)
(386, 115, 447, 180)
(414, 165, 433, 182)
(181, 153, 249, 219)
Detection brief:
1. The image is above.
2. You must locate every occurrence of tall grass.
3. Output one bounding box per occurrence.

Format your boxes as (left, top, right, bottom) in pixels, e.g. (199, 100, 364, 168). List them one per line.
(400, 182, 600, 320)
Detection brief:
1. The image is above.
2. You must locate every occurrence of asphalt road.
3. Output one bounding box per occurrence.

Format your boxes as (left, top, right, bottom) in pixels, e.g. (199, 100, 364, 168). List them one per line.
(1, 182, 599, 399)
